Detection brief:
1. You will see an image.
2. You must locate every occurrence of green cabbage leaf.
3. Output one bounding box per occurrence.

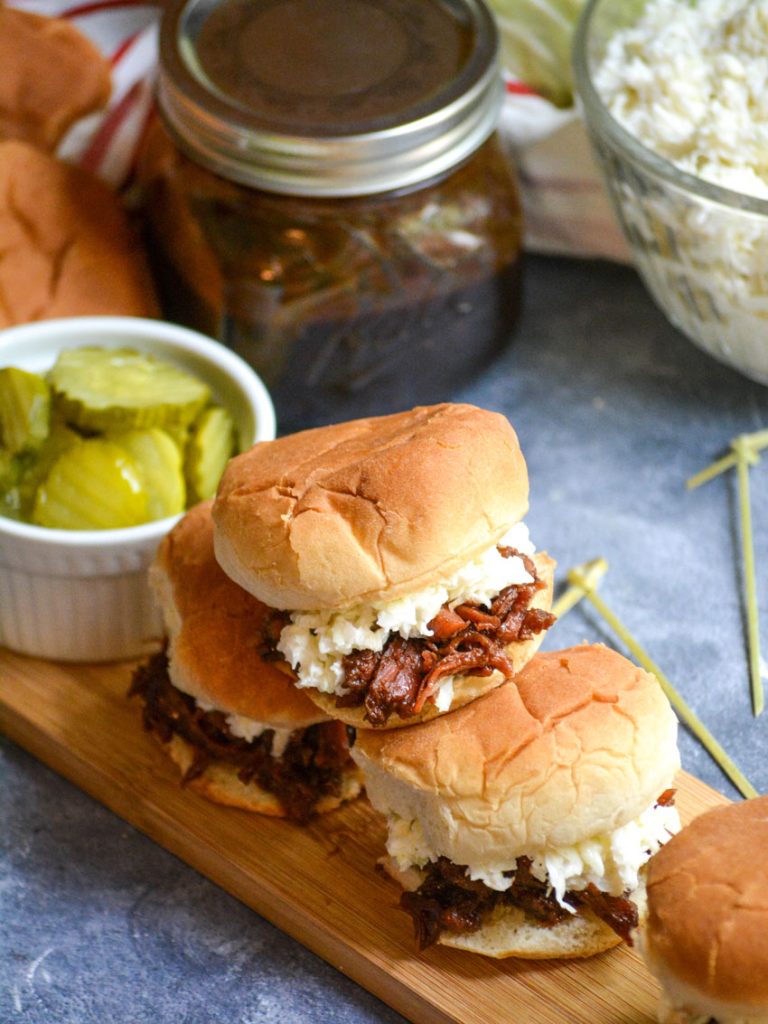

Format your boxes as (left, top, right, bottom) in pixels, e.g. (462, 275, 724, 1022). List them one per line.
(487, 0, 586, 107)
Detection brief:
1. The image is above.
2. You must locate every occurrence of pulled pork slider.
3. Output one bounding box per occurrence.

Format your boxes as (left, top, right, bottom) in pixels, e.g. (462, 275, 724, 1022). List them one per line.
(213, 404, 555, 729)
(129, 500, 362, 822)
(641, 796, 768, 1024)
(351, 645, 681, 957)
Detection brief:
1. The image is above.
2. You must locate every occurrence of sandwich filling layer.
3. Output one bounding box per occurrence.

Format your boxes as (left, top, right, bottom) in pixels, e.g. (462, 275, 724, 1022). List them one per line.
(191, 700, 296, 757)
(277, 523, 555, 724)
(129, 650, 355, 822)
(389, 791, 680, 948)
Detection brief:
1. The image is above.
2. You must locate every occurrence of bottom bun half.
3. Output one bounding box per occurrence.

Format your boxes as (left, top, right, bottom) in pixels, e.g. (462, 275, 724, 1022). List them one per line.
(161, 733, 363, 817)
(306, 553, 555, 730)
(439, 904, 623, 960)
(385, 858, 643, 960)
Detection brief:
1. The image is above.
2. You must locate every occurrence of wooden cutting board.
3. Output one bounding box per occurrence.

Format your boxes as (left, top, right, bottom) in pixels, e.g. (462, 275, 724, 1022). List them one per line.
(0, 647, 729, 1024)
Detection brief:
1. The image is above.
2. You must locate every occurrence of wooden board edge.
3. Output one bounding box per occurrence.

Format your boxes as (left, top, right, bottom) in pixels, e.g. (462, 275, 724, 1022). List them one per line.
(0, 696, 456, 1024)
(0, 651, 734, 1024)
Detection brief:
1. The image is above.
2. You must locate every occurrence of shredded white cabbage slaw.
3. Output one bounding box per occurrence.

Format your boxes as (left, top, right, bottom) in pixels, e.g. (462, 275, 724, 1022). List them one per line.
(191, 697, 295, 757)
(386, 799, 681, 908)
(277, 522, 536, 698)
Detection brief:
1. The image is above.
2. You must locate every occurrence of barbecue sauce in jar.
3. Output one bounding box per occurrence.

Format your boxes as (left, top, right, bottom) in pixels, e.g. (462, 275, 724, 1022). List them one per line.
(144, 0, 522, 432)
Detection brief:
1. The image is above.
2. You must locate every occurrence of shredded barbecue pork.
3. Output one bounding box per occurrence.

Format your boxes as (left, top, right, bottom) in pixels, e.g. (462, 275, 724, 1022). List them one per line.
(400, 855, 638, 951)
(399, 790, 677, 950)
(129, 650, 354, 822)
(336, 549, 555, 725)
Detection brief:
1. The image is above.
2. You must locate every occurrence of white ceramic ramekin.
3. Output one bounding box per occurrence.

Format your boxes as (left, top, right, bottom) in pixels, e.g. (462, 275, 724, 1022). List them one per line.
(0, 316, 276, 662)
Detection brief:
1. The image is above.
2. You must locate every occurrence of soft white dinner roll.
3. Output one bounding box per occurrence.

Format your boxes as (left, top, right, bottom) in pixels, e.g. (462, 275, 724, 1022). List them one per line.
(642, 796, 768, 1024)
(212, 403, 529, 611)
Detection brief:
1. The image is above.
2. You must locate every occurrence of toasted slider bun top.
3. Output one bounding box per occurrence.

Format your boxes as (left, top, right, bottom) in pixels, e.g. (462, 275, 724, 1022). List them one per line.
(213, 404, 528, 611)
(643, 796, 768, 1018)
(353, 645, 679, 867)
(0, 141, 158, 328)
(0, 4, 111, 151)
(151, 500, 327, 730)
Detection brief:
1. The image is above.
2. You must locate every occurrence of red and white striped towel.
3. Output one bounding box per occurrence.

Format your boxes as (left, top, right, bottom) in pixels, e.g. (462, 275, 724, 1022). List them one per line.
(7, 0, 627, 262)
(10, 0, 159, 189)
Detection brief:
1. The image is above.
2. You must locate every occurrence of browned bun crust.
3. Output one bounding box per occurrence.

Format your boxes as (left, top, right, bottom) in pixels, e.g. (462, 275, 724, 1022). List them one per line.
(213, 404, 529, 611)
(304, 552, 555, 729)
(643, 796, 768, 1015)
(353, 645, 680, 866)
(0, 5, 111, 151)
(151, 500, 326, 729)
(160, 733, 363, 817)
(0, 141, 158, 327)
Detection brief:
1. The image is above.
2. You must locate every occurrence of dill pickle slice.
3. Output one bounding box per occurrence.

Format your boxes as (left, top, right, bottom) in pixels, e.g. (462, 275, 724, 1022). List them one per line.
(15, 423, 82, 519)
(184, 406, 236, 503)
(108, 428, 186, 521)
(0, 367, 51, 454)
(0, 448, 19, 490)
(0, 448, 25, 520)
(49, 348, 211, 433)
(32, 439, 149, 530)
(162, 421, 192, 454)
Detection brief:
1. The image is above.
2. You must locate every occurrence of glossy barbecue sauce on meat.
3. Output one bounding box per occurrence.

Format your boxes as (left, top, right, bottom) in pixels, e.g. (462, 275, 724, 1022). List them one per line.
(129, 650, 354, 822)
(336, 548, 555, 725)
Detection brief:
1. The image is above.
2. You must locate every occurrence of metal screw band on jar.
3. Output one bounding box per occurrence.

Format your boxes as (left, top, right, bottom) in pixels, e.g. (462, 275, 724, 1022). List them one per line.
(158, 0, 504, 197)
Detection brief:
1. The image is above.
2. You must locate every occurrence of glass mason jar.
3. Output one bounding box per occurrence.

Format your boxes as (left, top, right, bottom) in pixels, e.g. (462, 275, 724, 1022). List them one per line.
(142, 0, 523, 432)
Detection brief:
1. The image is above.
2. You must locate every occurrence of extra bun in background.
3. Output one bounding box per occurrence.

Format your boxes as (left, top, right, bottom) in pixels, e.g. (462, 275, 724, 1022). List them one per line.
(642, 796, 768, 1024)
(0, 141, 158, 327)
(0, 4, 111, 151)
(130, 500, 362, 822)
(214, 404, 556, 728)
(352, 645, 681, 957)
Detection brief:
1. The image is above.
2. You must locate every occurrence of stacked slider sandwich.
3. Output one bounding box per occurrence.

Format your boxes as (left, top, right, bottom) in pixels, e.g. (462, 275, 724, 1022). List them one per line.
(212, 403, 556, 729)
(211, 402, 681, 957)
(129, 500, 362, 822)
(134, 399, 679, 961)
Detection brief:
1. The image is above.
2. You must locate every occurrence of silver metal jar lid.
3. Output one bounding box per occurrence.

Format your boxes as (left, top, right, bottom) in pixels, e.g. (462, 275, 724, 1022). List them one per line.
(158, 0, 503, 197)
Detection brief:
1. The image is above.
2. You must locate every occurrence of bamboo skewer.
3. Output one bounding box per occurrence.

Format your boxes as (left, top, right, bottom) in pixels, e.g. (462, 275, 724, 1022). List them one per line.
(554, 559, 760, 800)
(551, 556, 608, 619)
(733, 438, 764, 716)
(686, 428, 768, 490)
(687, 429, 767, 717)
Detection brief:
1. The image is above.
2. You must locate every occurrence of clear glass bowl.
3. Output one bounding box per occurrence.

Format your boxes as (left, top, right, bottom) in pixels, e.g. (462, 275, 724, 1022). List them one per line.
(573, 0, 768, 385)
